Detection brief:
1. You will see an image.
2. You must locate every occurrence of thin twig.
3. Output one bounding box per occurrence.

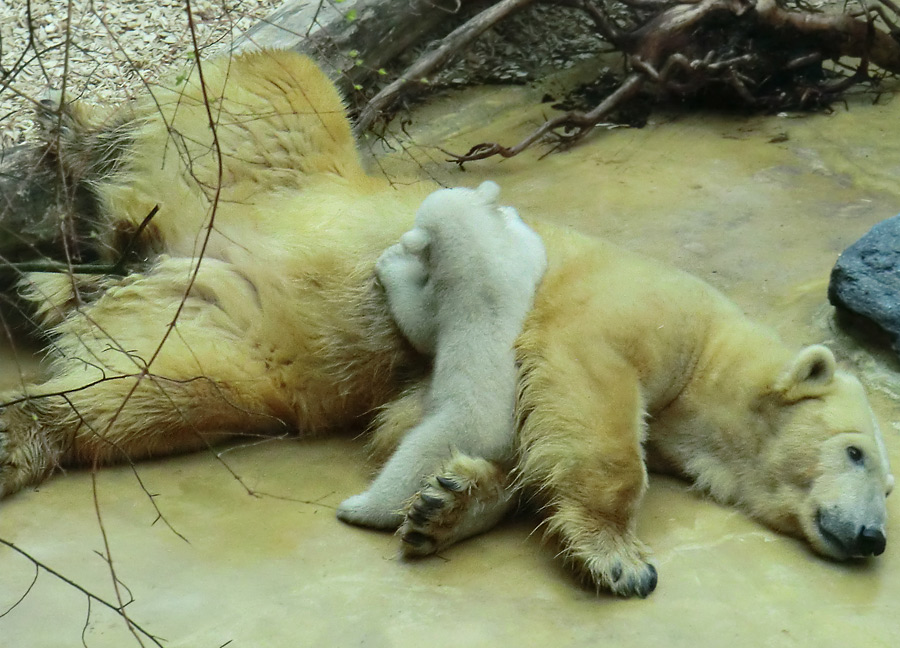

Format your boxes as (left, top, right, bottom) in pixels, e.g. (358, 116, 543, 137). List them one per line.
(0, 537, 164, 647)
(90, 469, 149, 647)
(0, 560, 39, 618)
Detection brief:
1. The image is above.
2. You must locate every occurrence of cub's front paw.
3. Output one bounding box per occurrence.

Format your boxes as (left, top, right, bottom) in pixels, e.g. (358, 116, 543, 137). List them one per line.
(375, 234, 437, 354)
(374, 242, 426, 289)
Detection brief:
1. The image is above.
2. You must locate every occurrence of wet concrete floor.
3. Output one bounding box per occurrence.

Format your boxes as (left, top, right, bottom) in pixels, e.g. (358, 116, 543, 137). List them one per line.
(2, 77, 900, 647)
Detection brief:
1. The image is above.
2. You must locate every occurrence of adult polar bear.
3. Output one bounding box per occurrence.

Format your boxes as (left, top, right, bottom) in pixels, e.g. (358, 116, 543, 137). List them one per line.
(0, 50, 893, 598)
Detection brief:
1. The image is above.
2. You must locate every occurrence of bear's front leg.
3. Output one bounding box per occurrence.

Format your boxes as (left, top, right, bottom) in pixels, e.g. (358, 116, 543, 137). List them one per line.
(517, 337, 658, 597)
(374, 234, 436, 355)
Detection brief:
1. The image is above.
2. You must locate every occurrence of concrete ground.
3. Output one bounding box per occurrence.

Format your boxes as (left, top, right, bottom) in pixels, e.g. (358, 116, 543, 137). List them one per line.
(1, 77, 899, 647)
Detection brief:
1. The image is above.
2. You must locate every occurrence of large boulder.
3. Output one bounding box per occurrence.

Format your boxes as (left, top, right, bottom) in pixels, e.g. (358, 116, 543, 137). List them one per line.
(829, 215, 900, 352)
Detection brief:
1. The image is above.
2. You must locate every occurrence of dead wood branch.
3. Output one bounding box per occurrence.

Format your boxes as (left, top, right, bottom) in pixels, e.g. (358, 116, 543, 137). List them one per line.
(234, 0, 481, 93)
(446, 72, 646, 161)
(445, 0, 900, 163)
(356, 0, 539, 133)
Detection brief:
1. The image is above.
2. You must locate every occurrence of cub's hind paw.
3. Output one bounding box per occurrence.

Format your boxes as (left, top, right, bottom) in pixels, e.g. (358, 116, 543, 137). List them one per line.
(399, 455, 515, 556)
(335, 492, 404, 530)
(398, 482, 459, 556)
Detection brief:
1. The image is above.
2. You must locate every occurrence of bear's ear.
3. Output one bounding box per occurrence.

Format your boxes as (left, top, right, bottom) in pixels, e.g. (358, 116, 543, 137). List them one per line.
(773, 345, 837, 402)
(475, 180, 501, 205)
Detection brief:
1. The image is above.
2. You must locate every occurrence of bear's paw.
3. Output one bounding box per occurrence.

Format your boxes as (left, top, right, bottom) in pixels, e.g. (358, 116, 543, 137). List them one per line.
(572, 533, 658, 598)
(399, 454, 513, 556)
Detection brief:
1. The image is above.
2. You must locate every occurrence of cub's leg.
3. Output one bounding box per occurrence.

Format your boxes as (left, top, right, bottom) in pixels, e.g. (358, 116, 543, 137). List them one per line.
(517, 335, 657, 598)
(374, 233, 436, 355)
(365, 385, 518, 553)
(0, 258, 286, 497)
(337, 181, 546, 529)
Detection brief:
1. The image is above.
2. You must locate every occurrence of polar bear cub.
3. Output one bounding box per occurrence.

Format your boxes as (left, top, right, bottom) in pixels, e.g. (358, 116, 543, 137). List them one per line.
(336, 181, 547, 528)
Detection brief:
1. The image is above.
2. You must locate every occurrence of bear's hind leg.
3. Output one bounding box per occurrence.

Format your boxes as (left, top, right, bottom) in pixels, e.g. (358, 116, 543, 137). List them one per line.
(0, 373, 265, 497)
(518, 338, 657, 597)
(0, 259, 288, 497)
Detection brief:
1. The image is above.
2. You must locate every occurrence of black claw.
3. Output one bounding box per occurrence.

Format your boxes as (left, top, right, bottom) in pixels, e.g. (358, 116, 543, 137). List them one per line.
(637, 564, 658, 599)
(418, 493, 443, 510)
(406, 509, 429, 525)
(402, 531, 433, 547)
(610, 562, 623, 583)
(436, 475, 463, 492)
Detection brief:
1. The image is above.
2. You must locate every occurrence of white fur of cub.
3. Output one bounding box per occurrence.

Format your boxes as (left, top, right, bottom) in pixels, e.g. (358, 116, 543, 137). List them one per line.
(336, 181, 547, 527)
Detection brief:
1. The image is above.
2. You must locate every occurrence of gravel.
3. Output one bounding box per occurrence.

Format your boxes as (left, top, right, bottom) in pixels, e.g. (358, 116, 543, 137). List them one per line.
(0, 0, 282, 149)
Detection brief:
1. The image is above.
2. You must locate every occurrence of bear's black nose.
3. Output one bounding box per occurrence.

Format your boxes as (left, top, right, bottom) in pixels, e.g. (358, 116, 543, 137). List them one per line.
(856, 526, 887, 556)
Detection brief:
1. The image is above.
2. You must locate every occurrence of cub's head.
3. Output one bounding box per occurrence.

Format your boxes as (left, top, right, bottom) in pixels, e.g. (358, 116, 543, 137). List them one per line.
(412, 181, 547, 293)
(759, 345, 894, 560)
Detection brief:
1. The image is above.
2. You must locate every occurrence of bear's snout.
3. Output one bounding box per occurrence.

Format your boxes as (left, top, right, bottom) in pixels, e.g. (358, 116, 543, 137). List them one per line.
(856, 526, 887, 556)
(816, 509, 887, 558)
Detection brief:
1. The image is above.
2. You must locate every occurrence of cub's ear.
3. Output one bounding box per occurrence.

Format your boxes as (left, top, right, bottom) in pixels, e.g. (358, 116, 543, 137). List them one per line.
(773, 345, 836, 402)
(475, 180, 501, 205)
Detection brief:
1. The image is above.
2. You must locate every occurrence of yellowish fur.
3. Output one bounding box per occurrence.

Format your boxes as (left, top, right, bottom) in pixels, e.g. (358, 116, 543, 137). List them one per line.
(2, 50, 892, 599)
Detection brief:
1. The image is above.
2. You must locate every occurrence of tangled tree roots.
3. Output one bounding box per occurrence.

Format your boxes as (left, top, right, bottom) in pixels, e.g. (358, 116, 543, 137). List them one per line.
(358, 0, 900, 163)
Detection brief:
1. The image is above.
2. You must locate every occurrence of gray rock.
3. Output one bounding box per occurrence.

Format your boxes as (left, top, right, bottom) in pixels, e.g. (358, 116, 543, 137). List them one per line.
(829, 214, 900, 352)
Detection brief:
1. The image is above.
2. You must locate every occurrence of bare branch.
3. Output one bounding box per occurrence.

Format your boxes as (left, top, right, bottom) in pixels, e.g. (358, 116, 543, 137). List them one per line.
(446, 72, 645, 163)
(356, 0, 539, 133)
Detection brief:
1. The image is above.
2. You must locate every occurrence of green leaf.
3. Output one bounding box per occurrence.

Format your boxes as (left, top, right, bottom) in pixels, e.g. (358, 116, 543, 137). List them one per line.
(346, 9, 357, 21)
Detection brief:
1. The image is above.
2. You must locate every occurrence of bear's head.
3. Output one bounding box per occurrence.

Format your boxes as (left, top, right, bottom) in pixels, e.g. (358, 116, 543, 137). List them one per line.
(756, 345, 894, 560)
(412, 181, 547, 295)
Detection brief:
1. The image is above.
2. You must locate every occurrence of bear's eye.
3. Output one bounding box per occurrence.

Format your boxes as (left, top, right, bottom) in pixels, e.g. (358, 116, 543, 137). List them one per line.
(847, 446, 865, 465)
